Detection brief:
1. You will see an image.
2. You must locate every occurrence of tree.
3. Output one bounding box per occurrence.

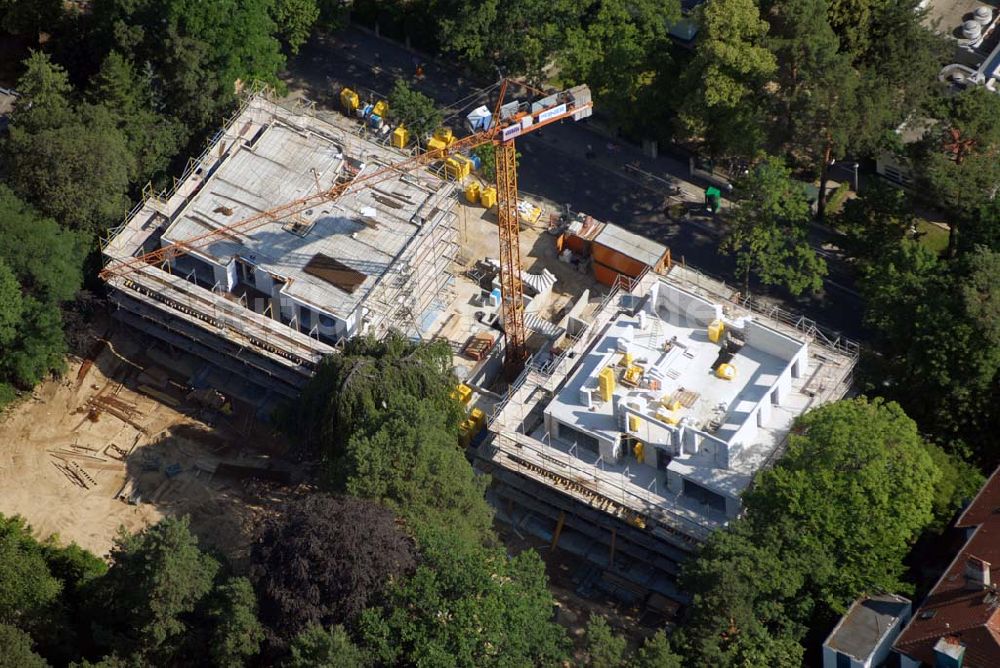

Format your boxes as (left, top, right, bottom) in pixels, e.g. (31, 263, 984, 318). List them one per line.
(269, 0, 319, 54)
(438, 0, 577, 83)
(287, 625, 367, 668)
(678, 0, 776, 158)
(721, 156, 826, 295)
(559, 0, 679, 134)
(5, 53, 133, 234)
(585, 615, 626, 668)
(0, 185, 84, 392)
(387, 80, 442, 146)
(0, 0, 61, 40)
(205, 577, 264, 668)
(745, 398, 939, 610)
(0, 624, 48, 668)
(343, 399, 494, 544)
(88, 52, 187, 188)
(0, 515, 62, 628)
(912, 87, 1000, 255)
(0, 260, 22, 349)
(92, 0, 287, 129)
(634, 631, 682, 668)
(834, 181, 918, 267)
(91, 516, 221, 661)
(358, 526, 569, 667)
(250, 494, 416, 643)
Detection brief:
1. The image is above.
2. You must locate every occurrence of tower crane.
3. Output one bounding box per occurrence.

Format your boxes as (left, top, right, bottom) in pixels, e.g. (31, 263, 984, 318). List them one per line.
(99, 79, 593, 379)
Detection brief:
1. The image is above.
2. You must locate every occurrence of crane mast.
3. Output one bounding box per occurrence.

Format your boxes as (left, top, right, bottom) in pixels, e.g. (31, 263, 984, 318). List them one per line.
(494, 139, 528, 377)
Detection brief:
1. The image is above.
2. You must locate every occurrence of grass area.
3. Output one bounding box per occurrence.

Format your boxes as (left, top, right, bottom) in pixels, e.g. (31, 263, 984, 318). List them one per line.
(916, 219, 949, 255)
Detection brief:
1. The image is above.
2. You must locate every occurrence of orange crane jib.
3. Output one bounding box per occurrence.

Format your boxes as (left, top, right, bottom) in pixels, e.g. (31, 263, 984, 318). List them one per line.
(100, 79, 593, 380)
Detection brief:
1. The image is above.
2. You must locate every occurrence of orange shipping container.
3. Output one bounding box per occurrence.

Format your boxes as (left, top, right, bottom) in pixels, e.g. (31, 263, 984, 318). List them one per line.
(565, 233, 589, 255)
(592, 243, 650, 278)
(593, 260, 636, 288)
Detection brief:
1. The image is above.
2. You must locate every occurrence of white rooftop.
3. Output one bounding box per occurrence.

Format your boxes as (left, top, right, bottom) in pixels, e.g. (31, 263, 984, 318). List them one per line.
(160, 117, 455, 319)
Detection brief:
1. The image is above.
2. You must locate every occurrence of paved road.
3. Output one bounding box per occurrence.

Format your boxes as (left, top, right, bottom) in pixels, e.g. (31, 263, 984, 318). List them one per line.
(283, 27, 866, 341)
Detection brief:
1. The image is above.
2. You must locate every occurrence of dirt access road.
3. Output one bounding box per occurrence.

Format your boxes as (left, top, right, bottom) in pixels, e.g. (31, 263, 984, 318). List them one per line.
(0, 329, 305, 562)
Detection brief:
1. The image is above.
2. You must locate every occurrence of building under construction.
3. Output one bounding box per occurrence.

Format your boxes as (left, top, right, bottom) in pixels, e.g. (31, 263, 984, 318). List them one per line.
(478, 266, 857, 604)
(102, 95, 458, 397)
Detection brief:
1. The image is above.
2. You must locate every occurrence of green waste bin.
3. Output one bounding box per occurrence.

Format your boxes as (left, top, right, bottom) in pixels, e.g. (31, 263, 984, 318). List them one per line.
(705, 186, 722, 214)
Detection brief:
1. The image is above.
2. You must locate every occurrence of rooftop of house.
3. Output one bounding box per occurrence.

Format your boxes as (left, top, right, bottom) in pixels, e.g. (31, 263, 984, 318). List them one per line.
(104, 95, 456, 320)
(0, 87, 16, 127)
(894, 466, 1000, 667)
(824, 594, 912, 662)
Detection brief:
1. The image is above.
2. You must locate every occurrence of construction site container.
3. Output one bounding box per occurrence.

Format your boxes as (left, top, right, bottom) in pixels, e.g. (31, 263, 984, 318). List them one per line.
(593, 260, 631, 288)
(391, 126, 410, 148)
(591, 223, 670, 279)
(467, 105, 492, 132)
(708, 319, 725, 343)
(480, 186, 497, 209)
(340, 88, 359, 114)
(598, 367, 615, 401)
(716, 363, 736, 380)
(465, 181, 481, 204)
(372, 100, 389, 118)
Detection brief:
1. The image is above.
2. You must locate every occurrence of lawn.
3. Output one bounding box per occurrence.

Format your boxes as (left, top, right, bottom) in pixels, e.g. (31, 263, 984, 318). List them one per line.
(915, 219, 949, 255)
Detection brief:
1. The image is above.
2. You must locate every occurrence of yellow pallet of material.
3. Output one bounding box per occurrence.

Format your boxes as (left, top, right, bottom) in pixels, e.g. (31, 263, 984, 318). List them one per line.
(620, 351, 633, 367)
(426, 136, 448, 153)
(480, 185, 498, 209)
(708, 319, 725, 343)
(660, 398, 681, 412)
(444, 155, 472, 181)
(340, 87, 360, 114)
(628, 414, 640, 432)
(372, 100, 389, 118)
(656, 407, 680, 425)
(433, 127, 455, 146)
(716, 363, 736, 380)
(621, 364, 643, 387)
(451, 384, 473, 406)
(633, 441, 645, 462)
(465, 181, 481, 204)
(391, 126, 410, 148)
(470, 407, 486, 428)
(597, 366, 615, 402)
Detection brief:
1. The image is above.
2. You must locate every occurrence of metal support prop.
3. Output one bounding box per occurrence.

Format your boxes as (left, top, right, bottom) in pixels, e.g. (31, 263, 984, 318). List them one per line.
(495, 139, 528, 379)
(551, 510, 566, 550)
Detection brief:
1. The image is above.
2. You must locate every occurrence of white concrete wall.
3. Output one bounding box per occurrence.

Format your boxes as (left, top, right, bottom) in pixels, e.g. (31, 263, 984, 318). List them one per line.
(745, 320, 803, 361)
(253, 268, 274, 294)
(652, 282, 721, 326)
(210, 258, 237, 292)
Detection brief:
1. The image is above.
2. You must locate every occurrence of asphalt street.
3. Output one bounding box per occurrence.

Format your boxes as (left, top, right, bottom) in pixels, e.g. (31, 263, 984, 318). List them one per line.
(282, 27, 866, 341)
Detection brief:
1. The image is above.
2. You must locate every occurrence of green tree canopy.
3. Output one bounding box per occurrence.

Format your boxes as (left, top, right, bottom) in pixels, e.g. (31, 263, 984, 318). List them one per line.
(679, 0, 775, 157)
(679, 397, 952, 661)
(205, 577, 265, 668)
(387, 80, 443, 144)
(584, 615, 627, 668)
(0, 515, 62, 629)
(287, 625, 367, 668)
(268, 0, 320, 54)
(88, 52, 187, 188)
(721, 156, 826, 295)
(358, 526, 568, 667)
(90, 516, 221, 661)
(5, 53, 133, 234)
(0, 624, 48, 668)
(0, 185, 84, 395)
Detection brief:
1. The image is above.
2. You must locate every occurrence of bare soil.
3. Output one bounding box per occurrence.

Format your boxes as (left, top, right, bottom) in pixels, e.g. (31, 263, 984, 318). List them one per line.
(0, 329, 306, 563)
